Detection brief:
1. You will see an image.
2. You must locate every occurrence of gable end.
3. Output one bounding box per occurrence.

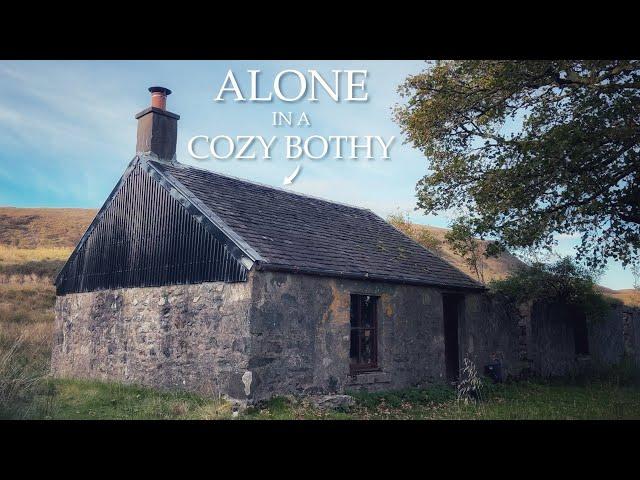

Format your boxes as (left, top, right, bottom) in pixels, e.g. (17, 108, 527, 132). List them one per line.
(56, 159, 251, 295)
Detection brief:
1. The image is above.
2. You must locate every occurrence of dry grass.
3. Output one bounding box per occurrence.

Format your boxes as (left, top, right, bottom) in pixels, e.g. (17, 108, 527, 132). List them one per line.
(0, 207, 95, 248)
(602, 289, 640, 308)
(0, 282, 55, 418)
(0, 245, 72, 264)
(388, 213, 526, 283)
(0, 245, 72, 283)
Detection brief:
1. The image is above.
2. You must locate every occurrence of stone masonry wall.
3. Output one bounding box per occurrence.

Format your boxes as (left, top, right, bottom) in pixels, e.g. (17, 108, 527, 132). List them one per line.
(459, 293, 522, 379)
(52, 268, 640, 402)
(522, 301, 634, 377)
(246, 271, 447, 401)
(588, 303, 626, 369)
(52, 280, 254, 400)
(625, 307, 640, 368)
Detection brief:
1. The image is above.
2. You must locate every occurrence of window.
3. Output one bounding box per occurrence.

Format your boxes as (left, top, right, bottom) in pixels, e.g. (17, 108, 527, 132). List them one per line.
(350, 294, 378, 373)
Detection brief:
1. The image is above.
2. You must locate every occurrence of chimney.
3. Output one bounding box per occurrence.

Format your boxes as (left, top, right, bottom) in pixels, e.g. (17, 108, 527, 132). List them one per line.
(135, 86, 180, 162)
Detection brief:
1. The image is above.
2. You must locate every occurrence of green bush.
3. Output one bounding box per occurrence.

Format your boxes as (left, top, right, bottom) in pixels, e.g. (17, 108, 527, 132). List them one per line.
(489, 257, 610, 320)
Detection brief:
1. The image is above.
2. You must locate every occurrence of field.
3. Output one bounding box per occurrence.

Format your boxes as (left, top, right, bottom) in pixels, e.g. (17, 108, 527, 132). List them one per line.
(0, 206, 639, 420)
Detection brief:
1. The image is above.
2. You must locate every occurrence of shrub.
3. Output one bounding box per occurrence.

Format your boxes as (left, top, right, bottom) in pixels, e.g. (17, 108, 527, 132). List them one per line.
(489, 257, 610, 320)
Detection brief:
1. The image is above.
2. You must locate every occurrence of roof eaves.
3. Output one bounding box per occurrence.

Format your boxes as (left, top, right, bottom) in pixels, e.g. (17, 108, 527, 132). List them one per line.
(254, 261, 487, 291)
(363, 208, 485, 290)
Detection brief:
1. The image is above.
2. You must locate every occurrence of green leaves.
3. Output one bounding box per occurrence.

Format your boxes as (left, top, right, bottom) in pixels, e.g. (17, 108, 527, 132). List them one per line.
(396, 60, 640, 268)
(489, 257, 609, 320)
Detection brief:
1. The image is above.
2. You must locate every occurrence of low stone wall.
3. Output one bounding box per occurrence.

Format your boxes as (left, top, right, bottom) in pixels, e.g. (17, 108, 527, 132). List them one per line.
(518, 300, 637, 377)
(589, 303, 626, 369)
(623, 306, 640, 368)
(52, 281, 253, 400)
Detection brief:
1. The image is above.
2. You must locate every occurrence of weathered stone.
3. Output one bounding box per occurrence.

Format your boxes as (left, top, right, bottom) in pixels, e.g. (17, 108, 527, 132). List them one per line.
(52, 280, 253, 400)
(52, 269, 640, 403)
(309, 394, 355, 410)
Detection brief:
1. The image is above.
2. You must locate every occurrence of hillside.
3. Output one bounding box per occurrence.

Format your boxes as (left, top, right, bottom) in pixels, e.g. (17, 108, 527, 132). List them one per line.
(0, 207, 96, 248)
(413, 224, 525, 283)
(0, 207, 95, 281)
(387, 216, 526, 283)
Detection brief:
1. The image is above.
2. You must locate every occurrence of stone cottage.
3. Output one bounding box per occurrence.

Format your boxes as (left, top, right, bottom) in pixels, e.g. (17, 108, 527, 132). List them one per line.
(52, 87, 639, 403)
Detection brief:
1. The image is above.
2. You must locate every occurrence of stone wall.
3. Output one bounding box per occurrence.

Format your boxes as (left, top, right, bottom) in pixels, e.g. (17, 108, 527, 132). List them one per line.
(246, 271, 447, 401)
(520, 301, 637, 377)
(589, 303, 626, 369)
(527, 302, 581, 377)
(459, 293, 522, 379)
(622, 306, 640, 368)
(52, 281, 254, 400)
(52, 268, 640, 402)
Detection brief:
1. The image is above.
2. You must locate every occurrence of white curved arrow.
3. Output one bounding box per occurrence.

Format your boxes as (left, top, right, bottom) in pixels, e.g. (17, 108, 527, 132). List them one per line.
(283, 164, 302, 185)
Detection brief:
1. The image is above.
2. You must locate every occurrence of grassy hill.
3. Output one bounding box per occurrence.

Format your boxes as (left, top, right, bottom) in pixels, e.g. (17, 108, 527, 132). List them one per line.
(411, 224, 525, 283)
(387, 214, 526, 283)
(0, 207, 95, 248)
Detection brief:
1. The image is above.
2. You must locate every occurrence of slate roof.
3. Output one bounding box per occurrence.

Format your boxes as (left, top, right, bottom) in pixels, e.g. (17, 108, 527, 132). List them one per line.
(149, 158, 483, 290)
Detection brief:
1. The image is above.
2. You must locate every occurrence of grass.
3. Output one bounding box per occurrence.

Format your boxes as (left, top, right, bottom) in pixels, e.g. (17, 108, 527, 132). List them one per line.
(4, 375, 639, 420)
(0, 245, 72, 264)
(0, 281, 55, 418)
(244, 381, 640, 420)
(7, 378, 233, 420)
(0, 245, 71, 281)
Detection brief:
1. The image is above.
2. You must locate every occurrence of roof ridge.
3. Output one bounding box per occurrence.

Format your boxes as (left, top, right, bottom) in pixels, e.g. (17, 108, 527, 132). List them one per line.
(154, 160, 372, 212)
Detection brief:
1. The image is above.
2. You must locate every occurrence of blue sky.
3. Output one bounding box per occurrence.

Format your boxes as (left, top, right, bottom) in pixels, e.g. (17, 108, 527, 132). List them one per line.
(0, 60, 634, 289)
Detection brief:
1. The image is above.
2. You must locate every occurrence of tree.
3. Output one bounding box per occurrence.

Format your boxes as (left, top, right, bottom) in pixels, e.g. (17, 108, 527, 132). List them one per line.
(395, 60, 640, 269)
(444, 217, 486, 282)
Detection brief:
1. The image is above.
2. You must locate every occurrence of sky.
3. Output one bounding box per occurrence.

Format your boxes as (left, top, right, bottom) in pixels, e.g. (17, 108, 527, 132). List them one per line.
(0, 60, 635, 289)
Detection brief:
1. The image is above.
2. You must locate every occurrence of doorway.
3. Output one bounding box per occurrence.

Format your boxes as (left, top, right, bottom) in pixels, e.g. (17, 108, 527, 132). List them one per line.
(443, 294, 462, 382)
(571, 307, 589, 356)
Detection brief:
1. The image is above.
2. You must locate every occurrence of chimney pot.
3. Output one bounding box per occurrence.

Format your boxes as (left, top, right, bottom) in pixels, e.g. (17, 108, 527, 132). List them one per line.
(149, 86, 171, 110)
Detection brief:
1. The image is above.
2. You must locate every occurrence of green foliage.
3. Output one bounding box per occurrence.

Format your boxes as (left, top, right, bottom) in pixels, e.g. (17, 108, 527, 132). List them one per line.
(350, 385, 455, 409)
(489, 257, 610, 319)
(395, 60, 640, 269)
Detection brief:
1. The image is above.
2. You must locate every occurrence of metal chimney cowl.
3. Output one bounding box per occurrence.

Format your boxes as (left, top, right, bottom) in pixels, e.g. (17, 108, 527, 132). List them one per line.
(135, 86, 180, 163)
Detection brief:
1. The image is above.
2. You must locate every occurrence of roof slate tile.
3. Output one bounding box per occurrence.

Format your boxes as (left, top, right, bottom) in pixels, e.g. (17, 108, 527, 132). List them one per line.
(150, 160, 483, 290)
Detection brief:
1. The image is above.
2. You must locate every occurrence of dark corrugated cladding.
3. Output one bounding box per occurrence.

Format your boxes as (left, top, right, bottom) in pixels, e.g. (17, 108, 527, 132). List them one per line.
(55, 161, 248, 295)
